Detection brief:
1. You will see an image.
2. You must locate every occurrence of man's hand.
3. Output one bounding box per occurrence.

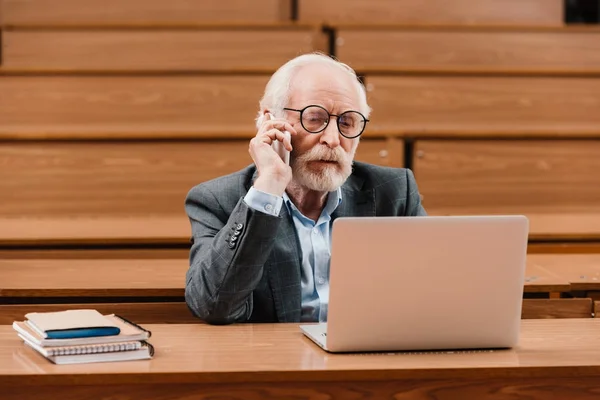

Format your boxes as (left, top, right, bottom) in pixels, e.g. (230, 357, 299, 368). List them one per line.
(249, 112, 297, 196)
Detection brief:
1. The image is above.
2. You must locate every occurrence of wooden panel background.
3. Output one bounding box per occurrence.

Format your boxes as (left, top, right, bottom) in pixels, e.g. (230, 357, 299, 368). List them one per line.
(0, 303, 198, 324)
(337, 28, 600, 73)
(365, 76, 600, 135)
(413, 140, 600, 215)
(1, 0, 292, 25)
(2, 28, 325, 72)
(521, 299, 593, 319)
(298, 0, 563, 25)
(0, 76, 269, 138)
(0, 139, 397, 217)
(0, 258, 188, 297)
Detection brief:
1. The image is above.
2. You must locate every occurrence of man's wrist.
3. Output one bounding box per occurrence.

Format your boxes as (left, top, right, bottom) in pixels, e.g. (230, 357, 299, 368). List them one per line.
(244, 187, 283, 216)
(253, 176, 287, 197)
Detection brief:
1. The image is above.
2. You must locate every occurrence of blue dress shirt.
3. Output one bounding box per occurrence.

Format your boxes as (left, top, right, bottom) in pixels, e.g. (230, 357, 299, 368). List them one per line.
(243, 186, 342, 322)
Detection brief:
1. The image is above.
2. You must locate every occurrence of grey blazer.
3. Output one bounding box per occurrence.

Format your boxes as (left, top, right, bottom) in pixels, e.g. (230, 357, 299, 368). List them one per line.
(184, 161, 426, 324)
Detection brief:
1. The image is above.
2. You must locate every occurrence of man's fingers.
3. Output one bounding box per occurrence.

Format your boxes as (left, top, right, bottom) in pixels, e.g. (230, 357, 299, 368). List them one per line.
(261, 118, 297, 136)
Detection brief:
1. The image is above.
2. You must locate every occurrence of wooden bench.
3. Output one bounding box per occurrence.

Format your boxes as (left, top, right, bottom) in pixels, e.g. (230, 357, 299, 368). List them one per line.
(523, 261, 571, 298)
(364, 76, 600, 135)
(531, 254, 600, 297)
(1, 0, 292, 26)
(522, 299, 593, 319)
(0, 138, 400, 219)
(297, 0, 563, 25)
(0, 75, 270, 138)
(522, 258, 592, 318)
(413, 140, 600, 227)
(1, 25, 326, 72)
(0, 253, 592, 323)
(0, 303, 196, 324)
(335, 26, 600, 74)
(0, 255, 194, 324)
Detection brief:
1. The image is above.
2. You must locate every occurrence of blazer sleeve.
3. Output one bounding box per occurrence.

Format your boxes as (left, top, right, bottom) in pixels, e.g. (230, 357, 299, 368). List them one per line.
(184, 184, 282, 325)
(405, 169, 427, 216)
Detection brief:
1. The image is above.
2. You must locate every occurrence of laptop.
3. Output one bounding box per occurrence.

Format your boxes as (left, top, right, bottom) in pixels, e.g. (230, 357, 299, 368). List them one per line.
(300, 215, 529, 353)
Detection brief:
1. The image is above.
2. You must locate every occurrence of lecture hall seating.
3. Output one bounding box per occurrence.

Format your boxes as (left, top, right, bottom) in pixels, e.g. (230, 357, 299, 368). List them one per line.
(0, 253, 598, 323)
(1, 0, 600, 327)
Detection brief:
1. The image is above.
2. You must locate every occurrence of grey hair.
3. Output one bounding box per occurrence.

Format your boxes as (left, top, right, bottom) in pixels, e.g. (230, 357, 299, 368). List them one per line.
(255, 52, 371, 129)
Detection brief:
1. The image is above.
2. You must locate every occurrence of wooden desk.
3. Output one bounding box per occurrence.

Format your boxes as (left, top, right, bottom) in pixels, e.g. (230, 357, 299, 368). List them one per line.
(0, 255, 582, 323)
(421, 212, 600, 242)
(529, 254, 600, 293)
(3, 213, 600, 247)
(524, 260, 571, 296)
(0, 258, 194, 324)
(2, 319, 600, 399)
(528, 214, 600, 242)
(0, 216, 190, 246)
(0, 255, 573, 298)
(0, 258, 188, 298)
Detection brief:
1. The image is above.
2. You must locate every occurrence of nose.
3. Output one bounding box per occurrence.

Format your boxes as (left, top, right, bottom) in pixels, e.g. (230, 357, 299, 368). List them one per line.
(319, 119, 341, 148)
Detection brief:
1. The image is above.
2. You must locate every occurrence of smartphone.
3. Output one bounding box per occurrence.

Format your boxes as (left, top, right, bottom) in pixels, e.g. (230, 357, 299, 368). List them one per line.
(269, 114, 291, 165)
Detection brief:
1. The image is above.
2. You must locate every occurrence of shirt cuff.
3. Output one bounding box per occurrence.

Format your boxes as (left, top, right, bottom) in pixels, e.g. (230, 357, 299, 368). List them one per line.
(243, 186, 283, 216)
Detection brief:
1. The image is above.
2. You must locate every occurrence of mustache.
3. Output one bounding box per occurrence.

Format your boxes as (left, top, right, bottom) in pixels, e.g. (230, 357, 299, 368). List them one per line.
(295, 145, 346, 163)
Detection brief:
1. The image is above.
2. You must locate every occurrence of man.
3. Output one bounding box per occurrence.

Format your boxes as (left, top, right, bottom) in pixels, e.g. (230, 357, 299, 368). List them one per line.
(185, 53, 426, 325)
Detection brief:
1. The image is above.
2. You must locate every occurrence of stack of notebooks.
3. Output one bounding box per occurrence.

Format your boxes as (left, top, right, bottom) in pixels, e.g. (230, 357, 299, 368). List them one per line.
(13, 309, 154, 365)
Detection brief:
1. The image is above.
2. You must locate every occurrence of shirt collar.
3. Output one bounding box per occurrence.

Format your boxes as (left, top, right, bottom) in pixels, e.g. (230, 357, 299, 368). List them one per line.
(283, 187, 343, 220)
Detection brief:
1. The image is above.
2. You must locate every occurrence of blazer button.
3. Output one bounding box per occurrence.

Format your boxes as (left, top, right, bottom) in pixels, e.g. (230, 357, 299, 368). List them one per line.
(236, 223, 243, 230)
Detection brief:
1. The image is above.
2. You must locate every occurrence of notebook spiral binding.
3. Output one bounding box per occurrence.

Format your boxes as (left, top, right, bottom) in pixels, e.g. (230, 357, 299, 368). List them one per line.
(46, 341, 141, 357)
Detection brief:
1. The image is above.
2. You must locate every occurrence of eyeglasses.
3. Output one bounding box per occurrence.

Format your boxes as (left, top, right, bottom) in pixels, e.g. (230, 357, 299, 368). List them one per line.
(283, 105, 369, 139)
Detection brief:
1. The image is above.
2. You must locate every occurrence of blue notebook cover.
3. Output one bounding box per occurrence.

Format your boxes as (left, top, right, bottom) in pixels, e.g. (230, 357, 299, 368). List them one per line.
(45, 327, 121, 339)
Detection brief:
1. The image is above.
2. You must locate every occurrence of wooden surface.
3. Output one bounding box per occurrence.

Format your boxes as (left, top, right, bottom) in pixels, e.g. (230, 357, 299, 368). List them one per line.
(365, 76, 600, 135)
(530, 254, 600, 292)
(0, 303, 196, 324)
(528, 242, 600, 254)
(523, 261, 570, 294)
(1, 300, 589, 324)
(3, 320, 600, 400)
(0, 254, 590, 298)
(521, 299, 593, 319)
(337, 27, 600, 73)
(0, 140, 251, 217)
(0, 249, 189, 259)
(413, 140, 600, 215)
(298, 0, 563, 25)
(0, 75, 269, 138)
(2, 214, 600, 246)
(1, 0, 292, 25)
(2, 27, 323, 72)
(0, 139, 394, 217)
(0, 216, 190, 245)
(2, 213, 600, 246)
(527, 214, 600, 241)
(0, 258, 188, 297)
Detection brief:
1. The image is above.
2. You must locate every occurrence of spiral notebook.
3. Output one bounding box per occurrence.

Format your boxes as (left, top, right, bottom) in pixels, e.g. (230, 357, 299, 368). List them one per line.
(21, 337, 154, 365)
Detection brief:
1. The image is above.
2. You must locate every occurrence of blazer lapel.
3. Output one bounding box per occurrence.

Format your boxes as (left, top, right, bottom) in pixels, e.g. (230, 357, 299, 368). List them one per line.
(332, 171, 376, 219)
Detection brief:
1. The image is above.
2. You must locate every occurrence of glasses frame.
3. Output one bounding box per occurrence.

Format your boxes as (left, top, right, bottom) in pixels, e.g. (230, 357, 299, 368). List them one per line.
(283, 105, 369, 139)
